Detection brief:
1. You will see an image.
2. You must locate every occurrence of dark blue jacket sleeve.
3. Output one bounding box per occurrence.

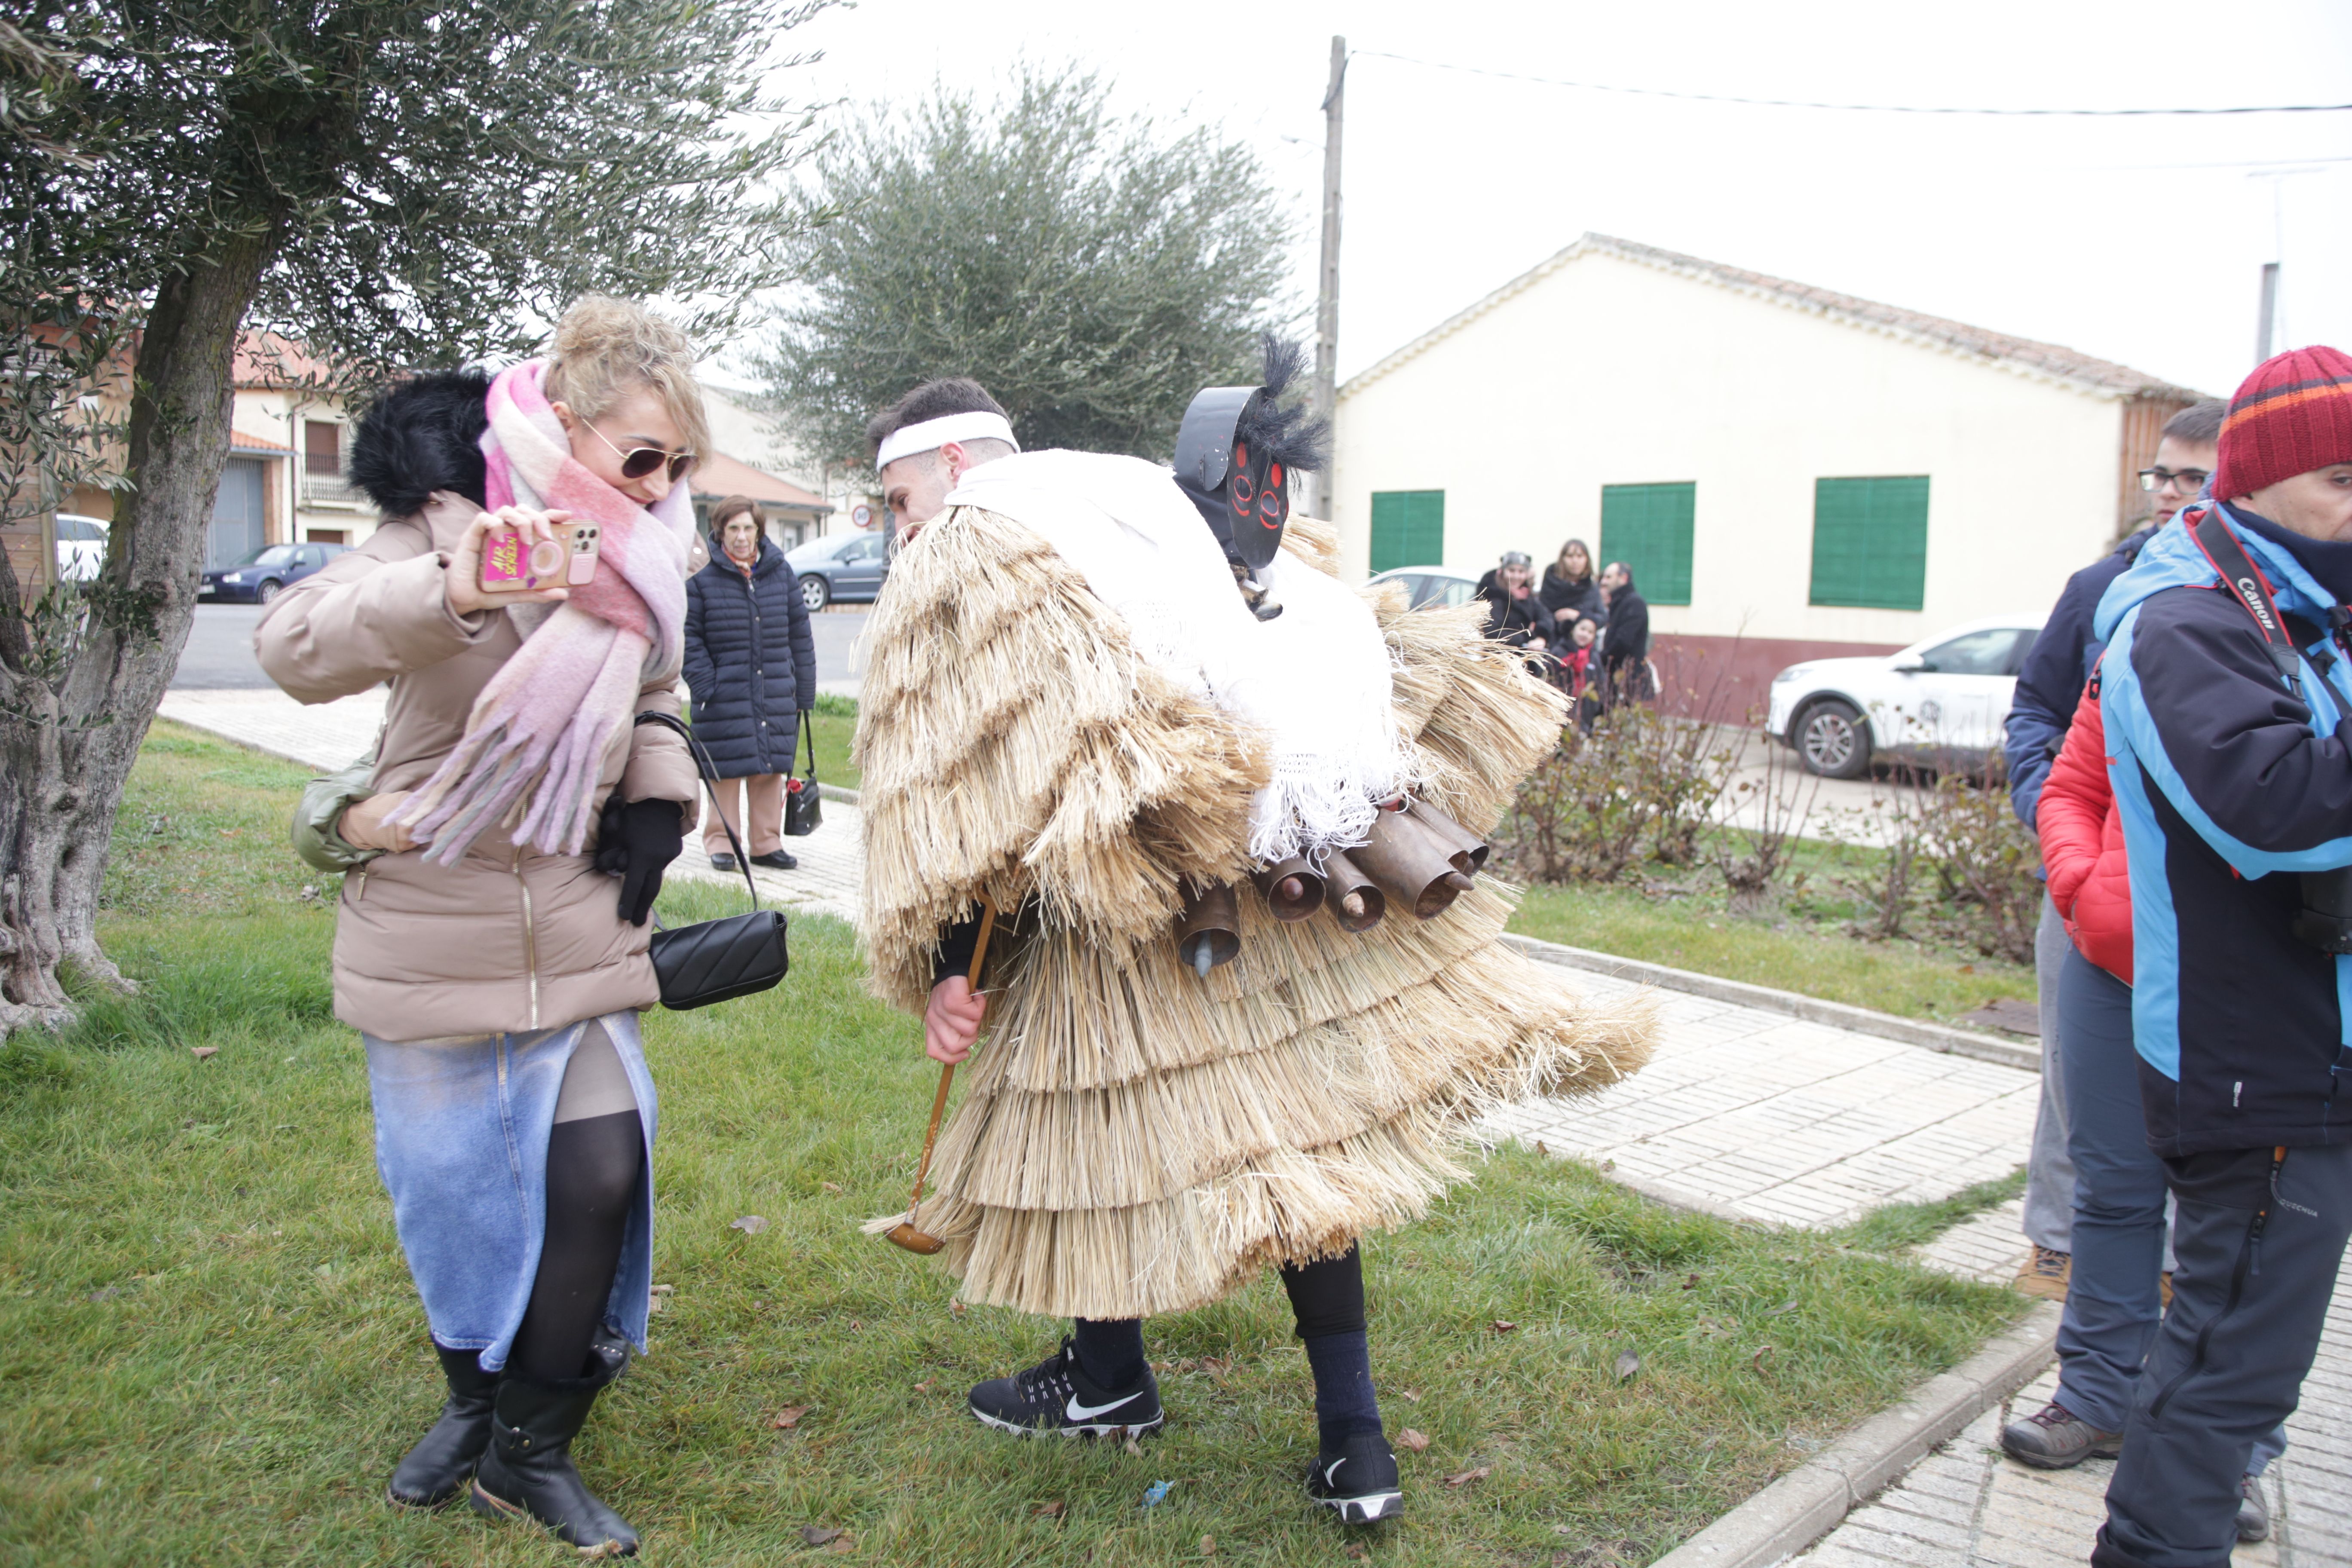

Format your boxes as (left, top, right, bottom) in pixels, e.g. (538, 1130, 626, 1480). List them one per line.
(2007, 555, 2123, 828)
(682, 574, 714, 709)
(788, 562, 817, 711)
(2130, 585, 2352, 861)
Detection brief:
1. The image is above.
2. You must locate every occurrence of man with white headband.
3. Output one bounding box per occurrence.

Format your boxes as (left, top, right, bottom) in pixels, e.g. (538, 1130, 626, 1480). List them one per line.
(868, 379, 1020, 542)
(848, 359, 1649, 1526)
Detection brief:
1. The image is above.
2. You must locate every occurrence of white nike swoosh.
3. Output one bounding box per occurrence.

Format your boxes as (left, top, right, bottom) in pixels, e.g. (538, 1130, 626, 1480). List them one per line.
(1066, 1390, 1142, 1421)
(1324, 1459, 1347, 1486)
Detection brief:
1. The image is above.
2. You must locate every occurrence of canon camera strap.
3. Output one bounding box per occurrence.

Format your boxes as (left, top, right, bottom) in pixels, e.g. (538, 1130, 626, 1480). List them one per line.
(2187, 505, 2308, 704)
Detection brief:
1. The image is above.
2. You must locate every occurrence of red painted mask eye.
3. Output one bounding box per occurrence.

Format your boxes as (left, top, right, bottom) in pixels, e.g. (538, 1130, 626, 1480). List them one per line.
(1269, 463, 1283, 488)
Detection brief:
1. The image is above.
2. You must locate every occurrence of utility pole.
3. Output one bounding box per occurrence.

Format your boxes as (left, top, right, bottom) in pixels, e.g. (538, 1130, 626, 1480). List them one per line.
(2256, 261, 2280, 366)
(1310, 35, 1346, 520)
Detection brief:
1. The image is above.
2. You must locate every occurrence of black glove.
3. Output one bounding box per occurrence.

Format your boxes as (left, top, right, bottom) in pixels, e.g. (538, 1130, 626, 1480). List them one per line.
(597, 796, 684, 927)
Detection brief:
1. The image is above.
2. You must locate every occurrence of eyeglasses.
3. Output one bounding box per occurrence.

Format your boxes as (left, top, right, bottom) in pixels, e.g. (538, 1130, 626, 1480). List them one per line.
(2139, 466, 2209, 494)
(582, 420, 696, 483)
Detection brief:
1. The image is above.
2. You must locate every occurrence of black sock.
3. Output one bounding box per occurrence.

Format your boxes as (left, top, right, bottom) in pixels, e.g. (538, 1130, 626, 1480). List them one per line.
(507, 1108, 643, 1382)
(1281, 1244, 1382, 1450)
(1069, 1317, 1147, 1390)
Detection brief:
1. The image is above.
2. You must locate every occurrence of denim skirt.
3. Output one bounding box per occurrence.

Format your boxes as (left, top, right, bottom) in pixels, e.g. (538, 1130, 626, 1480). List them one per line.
(361, 1011, 657, 1373)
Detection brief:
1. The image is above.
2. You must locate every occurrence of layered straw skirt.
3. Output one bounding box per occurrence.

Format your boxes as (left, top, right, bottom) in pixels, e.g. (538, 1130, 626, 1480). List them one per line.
(855, 510, 1654, 1321)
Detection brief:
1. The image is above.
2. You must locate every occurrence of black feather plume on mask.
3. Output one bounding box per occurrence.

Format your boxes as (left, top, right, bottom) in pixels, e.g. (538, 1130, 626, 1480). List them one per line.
(1234, 333, 1329, 473)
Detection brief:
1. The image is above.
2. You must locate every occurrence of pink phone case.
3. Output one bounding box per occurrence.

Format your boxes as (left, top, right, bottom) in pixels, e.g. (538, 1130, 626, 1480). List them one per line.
(479, 524, 599, 592)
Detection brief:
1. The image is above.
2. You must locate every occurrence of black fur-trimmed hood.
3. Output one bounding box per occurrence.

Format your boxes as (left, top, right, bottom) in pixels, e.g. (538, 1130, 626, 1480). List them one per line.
(348, 370, 492, 518)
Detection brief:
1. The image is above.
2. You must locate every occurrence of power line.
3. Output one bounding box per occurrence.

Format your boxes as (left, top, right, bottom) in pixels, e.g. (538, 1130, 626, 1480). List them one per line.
(1353, 49, 2352, 117)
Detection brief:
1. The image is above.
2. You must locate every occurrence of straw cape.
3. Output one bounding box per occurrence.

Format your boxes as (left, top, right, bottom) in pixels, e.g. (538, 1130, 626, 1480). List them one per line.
(856, 506, 1655, 1320)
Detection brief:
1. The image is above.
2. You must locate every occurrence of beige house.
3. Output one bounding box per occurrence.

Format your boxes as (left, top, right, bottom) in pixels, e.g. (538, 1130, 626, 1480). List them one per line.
(1330, 233, 2207, 707)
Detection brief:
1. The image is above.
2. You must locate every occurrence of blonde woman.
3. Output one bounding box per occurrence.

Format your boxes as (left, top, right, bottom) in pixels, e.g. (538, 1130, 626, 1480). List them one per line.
(258, 297, 711, 1558)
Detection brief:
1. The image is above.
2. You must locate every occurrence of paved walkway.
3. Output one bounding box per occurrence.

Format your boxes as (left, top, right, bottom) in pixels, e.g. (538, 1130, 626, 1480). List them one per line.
(148, 685, 2352, 1568)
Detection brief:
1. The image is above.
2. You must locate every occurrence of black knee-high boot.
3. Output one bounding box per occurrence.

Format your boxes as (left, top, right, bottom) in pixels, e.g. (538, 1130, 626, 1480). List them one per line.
(386, 1342, 500, 1508)
(471, 1107, 642, 1552)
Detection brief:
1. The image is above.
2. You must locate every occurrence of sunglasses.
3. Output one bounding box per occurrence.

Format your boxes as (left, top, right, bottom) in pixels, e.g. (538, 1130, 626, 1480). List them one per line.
(583, 420, 696, 483)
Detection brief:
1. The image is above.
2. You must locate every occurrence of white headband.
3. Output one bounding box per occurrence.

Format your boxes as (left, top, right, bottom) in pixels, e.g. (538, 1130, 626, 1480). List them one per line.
(875, 411, 1019, 471)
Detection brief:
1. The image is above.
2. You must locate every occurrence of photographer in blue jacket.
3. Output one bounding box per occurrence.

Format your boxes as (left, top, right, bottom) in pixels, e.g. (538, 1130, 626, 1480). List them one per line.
(2090, 346, 2352, 1568)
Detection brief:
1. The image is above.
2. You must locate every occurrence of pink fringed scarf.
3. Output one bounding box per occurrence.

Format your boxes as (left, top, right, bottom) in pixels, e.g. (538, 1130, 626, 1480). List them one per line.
(389, 360, 694, 864)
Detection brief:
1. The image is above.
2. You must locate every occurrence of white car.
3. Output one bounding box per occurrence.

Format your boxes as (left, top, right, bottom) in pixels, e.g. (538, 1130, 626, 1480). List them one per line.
(1766, 615, 2044, 779)
(1366, 564, 1483, 610)
(54, 513, 108, 583)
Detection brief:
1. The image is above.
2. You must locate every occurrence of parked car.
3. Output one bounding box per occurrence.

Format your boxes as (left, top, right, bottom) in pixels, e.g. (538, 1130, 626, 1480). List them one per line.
(1366, 565, 1482, 610)
(786, 530, 890, 610)
(53, 513, 109, 582)
(199, 540, 348, 605)
(1766, 615, 2045, 780)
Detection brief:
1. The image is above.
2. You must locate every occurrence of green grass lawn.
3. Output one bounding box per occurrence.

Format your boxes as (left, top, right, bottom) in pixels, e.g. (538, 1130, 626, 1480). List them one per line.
(1505, 831, 2037, 1026)
(0, 726, 2023, 1565)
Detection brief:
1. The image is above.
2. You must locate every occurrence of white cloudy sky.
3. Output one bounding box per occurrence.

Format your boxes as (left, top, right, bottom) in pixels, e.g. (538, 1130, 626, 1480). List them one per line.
(759, 0, 2352, 402)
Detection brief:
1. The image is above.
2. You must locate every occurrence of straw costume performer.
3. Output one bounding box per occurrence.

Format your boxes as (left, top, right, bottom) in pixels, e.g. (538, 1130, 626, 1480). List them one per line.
(855, 354, 1652, 1523)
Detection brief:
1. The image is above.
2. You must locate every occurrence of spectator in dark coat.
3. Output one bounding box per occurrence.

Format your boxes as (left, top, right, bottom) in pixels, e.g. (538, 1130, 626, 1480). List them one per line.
(1996, 398, 2222, 1320)
(683, 496, 817, 872)
(1598, 561, 1652, 704)
(1537, 538, 1606, 637)
(1476, 551, 1552, 674)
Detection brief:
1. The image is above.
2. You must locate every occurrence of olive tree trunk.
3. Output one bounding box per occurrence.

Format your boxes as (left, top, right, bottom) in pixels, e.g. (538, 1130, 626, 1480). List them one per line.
(0, 236, 270, 1033)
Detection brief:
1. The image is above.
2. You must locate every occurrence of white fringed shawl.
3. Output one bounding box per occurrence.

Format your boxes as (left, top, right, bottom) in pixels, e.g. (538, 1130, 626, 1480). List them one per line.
(941, 450, 1407, 864)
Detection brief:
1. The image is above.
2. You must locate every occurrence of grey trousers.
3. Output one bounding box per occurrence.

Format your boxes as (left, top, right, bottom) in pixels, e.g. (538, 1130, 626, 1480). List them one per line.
(2097, 1139, 2352, 1568)
(2023, 893, 2076, 1253)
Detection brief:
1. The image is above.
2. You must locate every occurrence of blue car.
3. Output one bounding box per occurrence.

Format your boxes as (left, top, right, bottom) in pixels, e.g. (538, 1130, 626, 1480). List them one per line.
(785, 530, 890, 611)
(199, 541, 348, 605)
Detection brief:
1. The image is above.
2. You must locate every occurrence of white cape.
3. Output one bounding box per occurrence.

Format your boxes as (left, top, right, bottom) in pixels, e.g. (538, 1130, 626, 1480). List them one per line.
(943, 450, 1407, 864)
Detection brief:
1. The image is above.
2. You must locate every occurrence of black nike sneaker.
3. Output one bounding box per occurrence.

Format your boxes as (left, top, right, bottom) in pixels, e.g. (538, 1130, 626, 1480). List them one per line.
(967, 1338, 1164, 1439)
(1306, 1431, 1403, 1524)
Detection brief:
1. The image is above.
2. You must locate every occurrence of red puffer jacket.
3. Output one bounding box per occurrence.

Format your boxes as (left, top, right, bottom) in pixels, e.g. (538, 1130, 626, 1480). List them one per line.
(2036, 666, 2132, 983)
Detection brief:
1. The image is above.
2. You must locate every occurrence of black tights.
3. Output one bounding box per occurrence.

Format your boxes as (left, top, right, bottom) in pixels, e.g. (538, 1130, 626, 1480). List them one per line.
(1071, 1243, 1366, 1386)
(506, 1108, 643, 1382)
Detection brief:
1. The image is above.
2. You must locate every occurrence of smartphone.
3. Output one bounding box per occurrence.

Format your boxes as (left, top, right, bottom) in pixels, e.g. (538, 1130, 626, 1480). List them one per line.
(479, 520, 600, 594)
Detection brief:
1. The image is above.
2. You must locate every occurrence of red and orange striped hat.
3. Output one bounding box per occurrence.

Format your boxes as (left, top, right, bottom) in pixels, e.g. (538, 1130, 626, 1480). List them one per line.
(2216, 345, 2352, 502)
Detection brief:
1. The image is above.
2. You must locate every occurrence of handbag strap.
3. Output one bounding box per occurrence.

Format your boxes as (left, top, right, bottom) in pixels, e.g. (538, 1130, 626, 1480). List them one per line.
(632, 710, 761, 911)
(797, 708, 820, 784)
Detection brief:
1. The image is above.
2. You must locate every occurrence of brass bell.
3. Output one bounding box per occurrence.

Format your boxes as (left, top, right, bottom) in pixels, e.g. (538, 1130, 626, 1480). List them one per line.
(1320, 848, 1386, 933)
(1351, 809, 1476, 921)
(1406, 797, 1490, 875)
(1176, 880, 1241, 977)
(1252, 855, 1325, 922)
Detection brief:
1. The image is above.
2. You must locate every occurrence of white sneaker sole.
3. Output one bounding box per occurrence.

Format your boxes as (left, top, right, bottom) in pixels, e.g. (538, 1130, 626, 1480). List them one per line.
(1314, 1488, 1404, 1524)
(969, 1404, 1165, 1440)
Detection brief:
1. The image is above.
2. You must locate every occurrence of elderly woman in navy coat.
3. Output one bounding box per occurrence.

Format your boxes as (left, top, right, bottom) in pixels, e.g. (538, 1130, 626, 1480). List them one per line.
(683, 496, 818, 871)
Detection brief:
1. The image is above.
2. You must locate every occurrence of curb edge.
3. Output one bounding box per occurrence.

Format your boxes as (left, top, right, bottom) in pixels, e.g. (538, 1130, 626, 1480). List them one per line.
(1647, 1302, 2060, 1568)
(1501, 933, 2040, 1073)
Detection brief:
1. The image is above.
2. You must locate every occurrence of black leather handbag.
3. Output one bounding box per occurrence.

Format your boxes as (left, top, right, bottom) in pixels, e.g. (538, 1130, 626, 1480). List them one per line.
(631, 711, 790, 1009)
(784, 709, 823, 838)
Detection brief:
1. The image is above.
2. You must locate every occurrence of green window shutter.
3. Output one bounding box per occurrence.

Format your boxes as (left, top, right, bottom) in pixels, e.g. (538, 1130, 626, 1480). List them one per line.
(1598, 482, 1695, 606)
(1809, 477, 1930, 610)
(1369, 490, 1444, 574)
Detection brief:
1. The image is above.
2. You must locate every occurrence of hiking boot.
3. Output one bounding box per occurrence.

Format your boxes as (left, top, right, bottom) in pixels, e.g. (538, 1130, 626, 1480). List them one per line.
(469, 1336, 637, 1557)
(968, 1337, 1164, 1439)
(2239, 1475, 2271, 1543)
(748, 850, 798, 871)
(1306, 1430, 1404, 1524)
(2015, 1245, 2071, 1302)
(2000, 1400, 2122, 1470)
(386, 1343, 499, 1509)
(709, 853, 737, 873)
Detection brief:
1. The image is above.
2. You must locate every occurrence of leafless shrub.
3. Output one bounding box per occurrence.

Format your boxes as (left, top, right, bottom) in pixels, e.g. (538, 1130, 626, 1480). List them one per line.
(1497, 705, 1737, 885)
(1712, 725, 1819, 916)
(1917, 756, 2043, 965)
(1822, 763, 1933, 940)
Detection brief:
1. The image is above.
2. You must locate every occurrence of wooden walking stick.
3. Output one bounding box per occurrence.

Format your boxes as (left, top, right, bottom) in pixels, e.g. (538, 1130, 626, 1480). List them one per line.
(885, 893, 998, 1255)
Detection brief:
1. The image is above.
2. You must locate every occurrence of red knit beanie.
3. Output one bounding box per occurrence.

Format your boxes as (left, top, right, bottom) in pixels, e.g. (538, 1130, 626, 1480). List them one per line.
(2215, 346, 2352, 501)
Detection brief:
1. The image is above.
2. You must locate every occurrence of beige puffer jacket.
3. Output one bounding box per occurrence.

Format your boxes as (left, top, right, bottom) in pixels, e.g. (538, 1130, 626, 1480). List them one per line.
(255, 492, 702, 1042)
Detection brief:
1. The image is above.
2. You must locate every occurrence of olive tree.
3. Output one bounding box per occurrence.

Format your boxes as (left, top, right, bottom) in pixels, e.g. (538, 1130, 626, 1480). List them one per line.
(0, 0, 827, 1033)
(761, 64, 1297, 466)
